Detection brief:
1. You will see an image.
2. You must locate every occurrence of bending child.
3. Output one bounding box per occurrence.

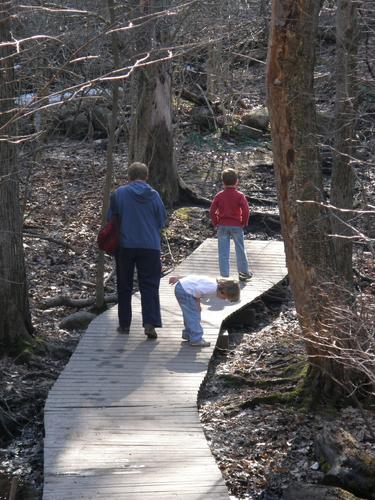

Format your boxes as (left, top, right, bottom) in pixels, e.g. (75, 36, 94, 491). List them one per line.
(169, 275, 240, 347)
(209, 168, 252, 281)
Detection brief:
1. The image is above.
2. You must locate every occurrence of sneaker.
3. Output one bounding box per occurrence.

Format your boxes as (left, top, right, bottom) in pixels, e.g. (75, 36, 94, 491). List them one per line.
(182, 332, 190, 341)
(117, 326, 130, 334)
(239, 271, 253, 282)
(189, 339, 211, 347)
(144, 324, 157, 340)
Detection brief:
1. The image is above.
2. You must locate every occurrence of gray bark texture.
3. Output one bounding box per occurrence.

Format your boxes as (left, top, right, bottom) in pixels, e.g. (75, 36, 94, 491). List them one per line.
(0, 0, 33, 355)
(128, 0, 179, 206)
(330, 0, 359, 286)
(266, 0, 364, 399)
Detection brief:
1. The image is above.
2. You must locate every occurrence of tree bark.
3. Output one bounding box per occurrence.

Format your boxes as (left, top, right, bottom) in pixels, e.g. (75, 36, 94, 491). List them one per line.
(266, 0, 357, 400)
(128, 0, 180, 206)
(330, 0, 359, 286)
(0, 0, 33, 355)
(267, 0, 332, 312)
(95, 0, 121, 311)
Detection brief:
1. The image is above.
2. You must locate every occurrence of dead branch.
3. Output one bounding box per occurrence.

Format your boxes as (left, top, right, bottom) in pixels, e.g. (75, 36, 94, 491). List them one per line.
(22, 230, 74, 249)
(104, 269, 115, 287)
(246, 195, 278, 206)
(196, 83, 217, 129)
(180, 88, 209, 106)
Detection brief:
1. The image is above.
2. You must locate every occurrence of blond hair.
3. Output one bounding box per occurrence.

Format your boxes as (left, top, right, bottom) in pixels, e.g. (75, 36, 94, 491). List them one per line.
(128, 162, 148, 181)
(217, 278, 240, 302)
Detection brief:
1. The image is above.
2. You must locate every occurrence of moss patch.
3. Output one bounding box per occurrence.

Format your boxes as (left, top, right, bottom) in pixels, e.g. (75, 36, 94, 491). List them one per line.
(220, 355, 314, 416)
(173, 207, 193, 221)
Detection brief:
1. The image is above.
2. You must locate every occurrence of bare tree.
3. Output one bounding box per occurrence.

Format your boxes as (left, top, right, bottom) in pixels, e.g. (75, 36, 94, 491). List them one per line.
(266, 0, 369, 400)
(0, 0, 33, 355)
(330, 0, 359, 286)
(128, 0, 179, 205)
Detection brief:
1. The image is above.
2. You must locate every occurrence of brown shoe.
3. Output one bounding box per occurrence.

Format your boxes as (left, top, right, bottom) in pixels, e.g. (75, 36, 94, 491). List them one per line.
(144, 324, 157, 339)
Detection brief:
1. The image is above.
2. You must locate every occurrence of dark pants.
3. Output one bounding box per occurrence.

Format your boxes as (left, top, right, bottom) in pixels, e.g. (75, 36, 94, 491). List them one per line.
(115, 247, 162, 329)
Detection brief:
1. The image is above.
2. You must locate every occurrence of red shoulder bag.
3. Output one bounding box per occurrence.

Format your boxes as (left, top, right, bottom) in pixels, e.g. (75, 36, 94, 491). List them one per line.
(97, 217, 119, 255)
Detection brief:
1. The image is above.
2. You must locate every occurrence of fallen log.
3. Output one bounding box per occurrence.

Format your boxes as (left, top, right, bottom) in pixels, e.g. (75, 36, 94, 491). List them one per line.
(41, 293, 117, 309)
(283, 482, 359, 500)
(59, 311, 96, 330)
(315, 427, 375, 500)
(246, 195, 278, 206)
(180, 88, 209, 106)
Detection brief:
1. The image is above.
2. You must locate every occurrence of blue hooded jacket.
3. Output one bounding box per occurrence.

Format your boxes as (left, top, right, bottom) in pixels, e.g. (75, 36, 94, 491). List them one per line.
(108, 181, 167, 250)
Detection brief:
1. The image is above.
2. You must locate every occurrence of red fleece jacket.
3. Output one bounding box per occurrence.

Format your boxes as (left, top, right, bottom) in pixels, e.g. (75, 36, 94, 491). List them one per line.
(209, 187, 250, 227)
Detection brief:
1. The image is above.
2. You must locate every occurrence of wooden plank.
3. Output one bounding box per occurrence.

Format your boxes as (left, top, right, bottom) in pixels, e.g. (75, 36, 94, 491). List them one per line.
(43, 239, 286, 499)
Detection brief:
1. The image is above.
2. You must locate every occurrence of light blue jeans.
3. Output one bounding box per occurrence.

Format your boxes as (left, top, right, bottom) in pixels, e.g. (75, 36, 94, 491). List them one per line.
(217, 225, 249, 277)
(174, 282, 203, 343)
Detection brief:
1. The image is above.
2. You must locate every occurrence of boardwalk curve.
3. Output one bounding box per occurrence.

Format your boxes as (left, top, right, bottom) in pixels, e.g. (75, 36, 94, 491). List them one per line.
(43, 239, 287, 499)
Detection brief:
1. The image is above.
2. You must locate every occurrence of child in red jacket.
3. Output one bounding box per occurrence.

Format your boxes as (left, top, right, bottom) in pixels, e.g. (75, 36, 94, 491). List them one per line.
(209, 168, 252, 281)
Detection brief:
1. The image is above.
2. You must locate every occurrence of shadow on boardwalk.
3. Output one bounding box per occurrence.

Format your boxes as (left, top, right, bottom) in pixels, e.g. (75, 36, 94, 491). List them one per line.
(43, 239, 286, 499)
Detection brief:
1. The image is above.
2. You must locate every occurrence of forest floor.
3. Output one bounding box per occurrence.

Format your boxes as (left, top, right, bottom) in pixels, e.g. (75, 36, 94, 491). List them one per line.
(0, 131, 374, 500)
(2, 2, 375, 497)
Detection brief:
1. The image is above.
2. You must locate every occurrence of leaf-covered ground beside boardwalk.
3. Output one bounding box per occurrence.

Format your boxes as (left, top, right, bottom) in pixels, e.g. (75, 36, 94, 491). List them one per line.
(1, 136, 374, 499)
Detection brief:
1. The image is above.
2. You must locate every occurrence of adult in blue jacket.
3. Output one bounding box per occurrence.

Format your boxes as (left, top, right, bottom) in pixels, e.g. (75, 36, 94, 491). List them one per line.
(109, 162, 167, 339)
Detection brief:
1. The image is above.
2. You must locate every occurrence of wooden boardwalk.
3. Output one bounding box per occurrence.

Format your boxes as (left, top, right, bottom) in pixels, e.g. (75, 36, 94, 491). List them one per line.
(43, 239, 287, 499)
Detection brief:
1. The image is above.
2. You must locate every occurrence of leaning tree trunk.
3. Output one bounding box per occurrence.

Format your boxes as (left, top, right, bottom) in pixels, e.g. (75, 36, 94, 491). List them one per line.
(330, 0, 359, 286)
(0, 0, 33, 355)
(128, 0, 179, 206)
(266, 0, 364, 400)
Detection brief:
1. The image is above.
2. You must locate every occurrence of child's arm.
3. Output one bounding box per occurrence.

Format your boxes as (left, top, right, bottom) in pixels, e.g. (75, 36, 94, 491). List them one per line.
(209, 197, 219, 226)
(240, 194, 250, 227)
(169, 276, 184, 285)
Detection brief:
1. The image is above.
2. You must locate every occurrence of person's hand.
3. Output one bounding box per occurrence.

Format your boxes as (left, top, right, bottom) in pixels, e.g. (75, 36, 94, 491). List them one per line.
(169, 277, 178, 285)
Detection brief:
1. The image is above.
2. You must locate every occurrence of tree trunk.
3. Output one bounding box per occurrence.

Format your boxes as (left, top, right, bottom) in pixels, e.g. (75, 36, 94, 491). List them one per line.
(266, 0, 359, 400)
(259, 0, 269, 45)
(128, 0, 179, 206)
(206, 1, 228, 101)
(0, 1, 33, 355)
(95, 0, 121, 311)
(330, 0, 359, 286)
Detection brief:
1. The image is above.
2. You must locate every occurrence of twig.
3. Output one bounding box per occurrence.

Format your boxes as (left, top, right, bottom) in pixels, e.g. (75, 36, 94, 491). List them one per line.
(104, 268, 115, 286)
(163, 234, 176, 265)
(23, 230, 74, 249)
(63, 276, 97, 288)
(8, 477, 17, 500)
(196, 83, 218, 130)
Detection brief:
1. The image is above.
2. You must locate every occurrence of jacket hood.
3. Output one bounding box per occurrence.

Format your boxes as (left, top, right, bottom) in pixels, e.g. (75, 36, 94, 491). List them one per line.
(127, 181, 157, 203)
